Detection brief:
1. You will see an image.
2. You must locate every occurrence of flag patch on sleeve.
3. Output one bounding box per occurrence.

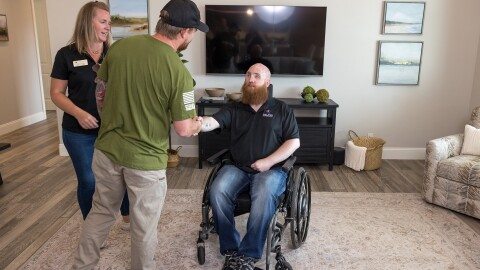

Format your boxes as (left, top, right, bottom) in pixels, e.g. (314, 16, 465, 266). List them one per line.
(183, 91, 195, 111)
(185, 103, 195, 111)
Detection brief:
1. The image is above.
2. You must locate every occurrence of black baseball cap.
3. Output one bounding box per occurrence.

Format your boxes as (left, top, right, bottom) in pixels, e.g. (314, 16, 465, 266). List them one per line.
(161, 0, 209, 32)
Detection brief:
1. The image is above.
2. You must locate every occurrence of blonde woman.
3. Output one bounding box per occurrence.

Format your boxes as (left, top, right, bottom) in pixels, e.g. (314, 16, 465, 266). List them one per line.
(50, 1, 129, 227)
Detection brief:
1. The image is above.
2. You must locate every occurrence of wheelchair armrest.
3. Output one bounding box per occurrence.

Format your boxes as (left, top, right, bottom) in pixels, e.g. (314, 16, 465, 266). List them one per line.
(281, 156, 296, 173)
(207, 149, 230, 166)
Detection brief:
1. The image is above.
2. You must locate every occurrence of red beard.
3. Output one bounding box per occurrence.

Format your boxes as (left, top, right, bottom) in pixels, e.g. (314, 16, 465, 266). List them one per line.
(241, 82, 269, 105)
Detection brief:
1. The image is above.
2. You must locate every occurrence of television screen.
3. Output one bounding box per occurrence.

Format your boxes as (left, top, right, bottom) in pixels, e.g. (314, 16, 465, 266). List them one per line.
(205, 5, 327, 76)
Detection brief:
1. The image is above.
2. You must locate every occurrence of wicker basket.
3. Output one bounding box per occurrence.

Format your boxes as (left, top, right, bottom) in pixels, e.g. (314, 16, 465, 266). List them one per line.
(167, 146, 182, 168)
(349, 130, 385, 170)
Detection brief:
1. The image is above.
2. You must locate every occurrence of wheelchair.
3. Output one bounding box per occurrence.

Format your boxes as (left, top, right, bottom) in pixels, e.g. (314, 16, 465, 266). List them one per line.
(196, 149, 311, 270)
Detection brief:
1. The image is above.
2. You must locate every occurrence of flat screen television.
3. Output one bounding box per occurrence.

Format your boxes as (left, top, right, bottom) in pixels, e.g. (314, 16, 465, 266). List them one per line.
(205, 5, 327, 76)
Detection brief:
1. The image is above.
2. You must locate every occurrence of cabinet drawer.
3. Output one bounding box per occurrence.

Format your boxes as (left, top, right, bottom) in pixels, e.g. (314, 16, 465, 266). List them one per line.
(298, 127, 330, 147)
(295, 148, 328, 163)
(296, 117, 332, 126)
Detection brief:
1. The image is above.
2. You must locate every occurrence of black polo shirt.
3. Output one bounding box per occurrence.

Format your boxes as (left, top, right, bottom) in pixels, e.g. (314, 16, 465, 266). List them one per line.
(212, 98, 299, 167)
(51, 44, 107, 134)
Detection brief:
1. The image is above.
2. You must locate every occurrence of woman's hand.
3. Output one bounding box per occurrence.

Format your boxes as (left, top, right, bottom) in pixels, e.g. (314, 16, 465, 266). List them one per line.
(51, 78, 99, 129)
(75, 110, 99, 129)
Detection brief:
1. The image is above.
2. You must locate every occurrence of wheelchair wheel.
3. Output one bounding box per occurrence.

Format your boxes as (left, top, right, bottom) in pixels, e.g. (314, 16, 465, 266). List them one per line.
(197, 164, 221, 266)
(290, 167, 311, 249)
(197, 238, 205, 265)
(275, 260, 293, 270)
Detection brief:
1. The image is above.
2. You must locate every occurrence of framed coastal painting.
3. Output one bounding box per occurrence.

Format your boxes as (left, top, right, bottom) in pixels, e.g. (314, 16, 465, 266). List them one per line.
(109, 0, 149, 40)
(0, 14, 8, 41)
(382, 1, 425, 34)
(376, 41, 423, 85)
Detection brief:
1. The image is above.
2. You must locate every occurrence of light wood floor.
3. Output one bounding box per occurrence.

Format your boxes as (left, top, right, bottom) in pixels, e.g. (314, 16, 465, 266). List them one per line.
(0, 111, 478, 269)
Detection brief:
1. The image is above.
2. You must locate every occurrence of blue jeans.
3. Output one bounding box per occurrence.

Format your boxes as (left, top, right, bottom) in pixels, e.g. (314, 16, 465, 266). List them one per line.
(63, 129, 129, 219)
(209, 165, 287, 259)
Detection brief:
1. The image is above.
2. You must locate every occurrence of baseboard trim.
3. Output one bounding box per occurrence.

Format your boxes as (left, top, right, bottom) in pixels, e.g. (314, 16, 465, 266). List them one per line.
(172, 145, 198, 157)
(58, 144, 68, 156)
(0, 112, 47, 136)
(382, 147, 425, 160)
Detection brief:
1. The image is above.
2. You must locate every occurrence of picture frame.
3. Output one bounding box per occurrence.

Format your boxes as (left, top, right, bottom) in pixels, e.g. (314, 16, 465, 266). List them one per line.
(382, 1, 425, 35)
(108, 0, 149, 40)
(0, 14, 9, 41)
(376, 41, 423, 85)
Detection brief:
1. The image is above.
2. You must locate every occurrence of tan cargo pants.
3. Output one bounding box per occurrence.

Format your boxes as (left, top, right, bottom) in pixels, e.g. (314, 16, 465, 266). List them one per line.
(72, 149, 167, 270)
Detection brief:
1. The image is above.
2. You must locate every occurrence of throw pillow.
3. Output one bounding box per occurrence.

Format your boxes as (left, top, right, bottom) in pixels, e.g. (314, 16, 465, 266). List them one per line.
(461, 124, 480, 155)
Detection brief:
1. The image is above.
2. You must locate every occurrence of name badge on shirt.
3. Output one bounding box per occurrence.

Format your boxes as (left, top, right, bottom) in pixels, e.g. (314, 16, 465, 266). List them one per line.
(73, 59, 88, 67)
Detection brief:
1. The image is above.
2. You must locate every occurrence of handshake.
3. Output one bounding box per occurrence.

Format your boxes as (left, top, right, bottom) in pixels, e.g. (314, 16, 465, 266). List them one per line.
(192, 116, 203, 136)
(192, 115, 217, 136)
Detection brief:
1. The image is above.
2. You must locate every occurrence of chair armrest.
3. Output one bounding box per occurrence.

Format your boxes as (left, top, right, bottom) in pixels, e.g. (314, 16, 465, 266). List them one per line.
(281, 156, 296, 173)
(426, 134, 463, 161)
(423, 133, 463, 202)
(207, 149, 230, 166)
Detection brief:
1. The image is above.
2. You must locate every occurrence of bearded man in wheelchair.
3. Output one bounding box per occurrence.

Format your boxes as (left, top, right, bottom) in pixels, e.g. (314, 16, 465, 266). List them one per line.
(198, 64, 300, 270)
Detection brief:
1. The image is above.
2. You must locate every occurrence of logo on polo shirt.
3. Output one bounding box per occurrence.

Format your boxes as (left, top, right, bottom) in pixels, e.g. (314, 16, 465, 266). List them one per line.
(262, 109, 273, 118)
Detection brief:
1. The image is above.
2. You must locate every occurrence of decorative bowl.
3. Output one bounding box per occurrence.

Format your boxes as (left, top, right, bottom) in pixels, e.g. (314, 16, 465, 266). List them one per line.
(226, 92, 242, 101)
(205, 88, 225, 97)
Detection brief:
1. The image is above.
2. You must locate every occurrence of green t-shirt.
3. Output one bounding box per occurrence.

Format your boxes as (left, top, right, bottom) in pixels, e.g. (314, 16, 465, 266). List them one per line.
(95, 35, 196, 170)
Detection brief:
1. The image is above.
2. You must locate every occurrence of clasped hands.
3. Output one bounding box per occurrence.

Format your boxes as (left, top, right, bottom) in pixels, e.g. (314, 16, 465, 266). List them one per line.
(192, 116, 203, 136)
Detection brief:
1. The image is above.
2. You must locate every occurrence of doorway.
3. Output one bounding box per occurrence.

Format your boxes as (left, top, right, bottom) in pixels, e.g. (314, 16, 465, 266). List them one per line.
(33, 0, 55, 110)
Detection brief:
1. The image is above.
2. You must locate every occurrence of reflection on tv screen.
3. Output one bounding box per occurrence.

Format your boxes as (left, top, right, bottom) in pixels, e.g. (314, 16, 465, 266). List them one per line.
(205, 5, 327, 76)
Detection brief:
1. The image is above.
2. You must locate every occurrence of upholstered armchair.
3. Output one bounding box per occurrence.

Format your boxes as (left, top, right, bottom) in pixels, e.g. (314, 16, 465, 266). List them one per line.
(423, 106, 480, 219)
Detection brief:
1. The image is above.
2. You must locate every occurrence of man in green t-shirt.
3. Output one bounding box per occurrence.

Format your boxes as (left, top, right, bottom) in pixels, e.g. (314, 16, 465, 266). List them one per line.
(72, 1, 208, 269)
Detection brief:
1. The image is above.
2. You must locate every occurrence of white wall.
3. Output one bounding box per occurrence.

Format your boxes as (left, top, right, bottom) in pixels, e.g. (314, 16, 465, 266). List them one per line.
(471, 33, 480, 112)
(44, 0, 480, 159)
(0, 0, 45, 136)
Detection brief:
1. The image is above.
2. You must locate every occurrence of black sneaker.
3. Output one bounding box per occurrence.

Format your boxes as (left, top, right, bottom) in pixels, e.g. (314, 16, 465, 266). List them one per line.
(222, 250, 238, 270)
(235, 256, 256, 270)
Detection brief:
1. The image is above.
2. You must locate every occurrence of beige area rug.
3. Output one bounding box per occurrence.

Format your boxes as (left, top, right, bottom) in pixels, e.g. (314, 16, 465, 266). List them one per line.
(20, 190, 479, 270)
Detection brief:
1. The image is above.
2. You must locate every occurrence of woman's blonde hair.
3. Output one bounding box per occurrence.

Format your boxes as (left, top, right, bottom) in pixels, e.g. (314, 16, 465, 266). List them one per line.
(69, 1, 111, 54)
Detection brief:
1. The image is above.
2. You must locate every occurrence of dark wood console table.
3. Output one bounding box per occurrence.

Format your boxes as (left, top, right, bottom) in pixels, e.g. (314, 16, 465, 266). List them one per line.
(196, 98, 338, 170)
